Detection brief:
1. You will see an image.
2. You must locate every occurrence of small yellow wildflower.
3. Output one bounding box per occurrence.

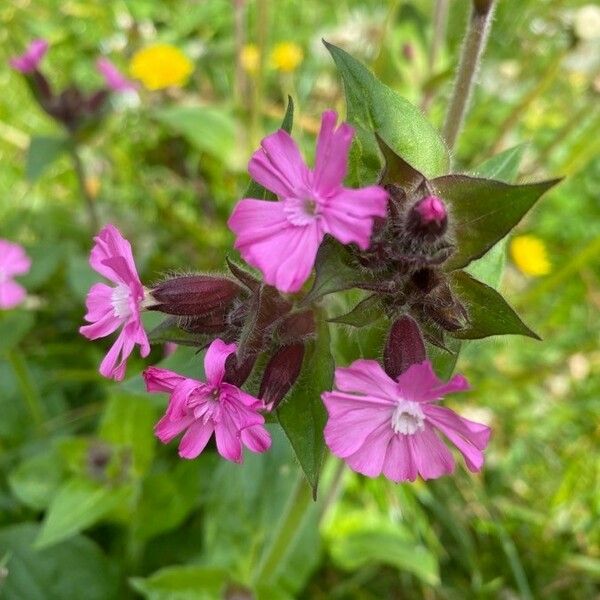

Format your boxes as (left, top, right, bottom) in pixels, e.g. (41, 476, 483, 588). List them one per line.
(510, 235, 551, 277)
(240, 43, 260, 74)
(129, 44, 193, 91)
(271, 42, 303, 73)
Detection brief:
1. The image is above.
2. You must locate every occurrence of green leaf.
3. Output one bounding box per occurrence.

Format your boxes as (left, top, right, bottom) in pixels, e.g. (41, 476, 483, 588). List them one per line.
(0, 523, 118, 600)
(433, 174, 560, 271)
(303, 238, 375, 304)
(475, 144, 527, 181)
(449, 271, 539, 340)
(325, 41, 449, 179)
(148, 316, 212, 347)
(153, 105, 239, 169)
(67, 252, 99, 300)
(467, 146, 527, 288)
(245, 96, 294, 200)
(8, 448, 65, 511)
(35, 478, 130, 549)
(98, 392, 157, 476)
(328, 294, 381, 327)
(26, 135, 68, 182)
(0, 311, 34, 354)
(277, 318, 333, 497)
(130, 566, 229, 600)
(376, 133, 426, 190)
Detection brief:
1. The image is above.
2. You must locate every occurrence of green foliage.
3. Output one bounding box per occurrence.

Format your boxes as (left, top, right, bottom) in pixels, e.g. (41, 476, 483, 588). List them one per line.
(26, 135, 69, 182)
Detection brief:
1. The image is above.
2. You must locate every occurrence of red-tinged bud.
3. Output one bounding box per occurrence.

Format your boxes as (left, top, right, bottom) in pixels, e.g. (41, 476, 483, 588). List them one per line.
(224, 351, 257, 388)
(259, 343, 305, 410)
(383, 315, 426, 380)
(226, 257, 260, 291)
(178, 309, 230, 335)
(407, 195, 448, 238)
(422, 281, 470, 332)
(274, 310, 315, 344)
(85, 89, 109, 113)
(149, 275, 243, 317)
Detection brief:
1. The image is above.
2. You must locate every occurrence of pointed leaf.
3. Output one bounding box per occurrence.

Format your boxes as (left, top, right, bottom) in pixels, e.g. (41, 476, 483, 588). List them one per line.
(475, 144, 527, 181)
(325, 41, 449, 179)
(376, 134, 426, 190)
(449, 271, 539, 340)
(328, 294, 381, 327)
(245, 96, 294, 200)
(277, 318, 333, 497)
(148, 316, 212, 347)
(433, 174, 560, 271)
(466, 145, 527, 288)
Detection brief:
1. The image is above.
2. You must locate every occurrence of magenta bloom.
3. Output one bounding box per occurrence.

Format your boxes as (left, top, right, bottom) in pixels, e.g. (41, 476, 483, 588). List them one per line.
(322, 360, 491, 482)
(0, 240, 31, 309)
(10, 39, 48, 73)
(96, 58, 137, 92)
(228, 110, 388, 293)
(80, 225, 150, 381)
(144, 339, 271, 462)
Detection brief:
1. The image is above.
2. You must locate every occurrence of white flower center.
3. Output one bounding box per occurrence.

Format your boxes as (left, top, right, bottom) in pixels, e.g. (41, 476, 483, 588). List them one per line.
(111, 283, 133, 319)
(283, 196, 321, 226)
(391, 400, 425, 435)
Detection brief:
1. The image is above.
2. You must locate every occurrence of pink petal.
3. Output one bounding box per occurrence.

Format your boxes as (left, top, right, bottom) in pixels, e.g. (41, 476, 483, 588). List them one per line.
(96, 57, 136, 92)
(89, 225, 140, 287)
(424, 404, 491, 472)
(241, 424, 271, 453)
(82, 282, 114, 322)
(144, 366, 187, 394)
(204, 338, 237, 387)
(344, 420, 394, 478)
(333, 360, 398, 402)
(214, 411, 243, 463)
(155, 413, 195, 444)
(382, 434, 418, 482)
(397, 361, 470, 403)
(0, 280, 26, 309)
(248, 130, 309, 197)
(323, 395, 392, 458)
(322, 186, 389, 250)
(409, 426, 455, 480)
(9, 39, 48, 73)
(232, 203, 322, 292)
(0, 240, 31, 276)
(312, 110, 354, 195)
(222, 383, 263, 409)
(79, 310, 121, 340)
(178, 420, 214, 459)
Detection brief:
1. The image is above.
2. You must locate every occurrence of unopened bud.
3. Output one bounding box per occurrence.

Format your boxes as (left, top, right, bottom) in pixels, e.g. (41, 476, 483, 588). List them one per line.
(150, 275, 242, 316)
(274, 310, 315, 344)
(408, 195, 448, 238)
(423, 281, 469, 332)
(383, 315, 426, 380)
(259, 343, 305, 410)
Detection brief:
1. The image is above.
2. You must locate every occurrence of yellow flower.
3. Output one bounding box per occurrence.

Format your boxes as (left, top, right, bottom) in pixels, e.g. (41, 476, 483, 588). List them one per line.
(129, 44, 193, 91)
(271, 42, 303, 73)
(240, 43, 260, 74)
(510, 235, 551, 277)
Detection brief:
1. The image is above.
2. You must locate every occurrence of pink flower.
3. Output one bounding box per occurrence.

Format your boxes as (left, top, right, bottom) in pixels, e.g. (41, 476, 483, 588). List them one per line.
(96, 58, 137, 92)
(322, 360, 491, 482)
(228, 110, 388, 293)
(0, 240, 31, 309)
(10, 39, 48, 73)
(80, 225, 150, 381)
(144, 339, 271, 462)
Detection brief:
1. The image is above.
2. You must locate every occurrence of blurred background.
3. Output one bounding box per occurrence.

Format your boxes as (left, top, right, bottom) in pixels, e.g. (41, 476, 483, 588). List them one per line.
(0, 0, 599, 598)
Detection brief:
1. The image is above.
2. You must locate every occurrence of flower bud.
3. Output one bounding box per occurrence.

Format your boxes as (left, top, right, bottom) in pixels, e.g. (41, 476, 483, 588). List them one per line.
(383, 315, 426, 380)
(407, 195, 448, 238)
(423, 281, 469, 332)
(259, 343, 305, 410)
(274, 310, 315, 345)
(150, 275, 243, 317)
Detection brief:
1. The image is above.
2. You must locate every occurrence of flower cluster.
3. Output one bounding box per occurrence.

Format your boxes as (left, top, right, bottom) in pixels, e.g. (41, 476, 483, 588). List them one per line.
(80, 109, 493, 479)
(0, 240, 31, 310)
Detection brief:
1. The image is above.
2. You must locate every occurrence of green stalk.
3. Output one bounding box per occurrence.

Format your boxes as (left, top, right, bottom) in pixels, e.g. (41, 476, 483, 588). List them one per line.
(421, 0, 450, 112)
(6, 349, 45, 432)
(69, 141, 99, 232)
(442, 0, 496, 152)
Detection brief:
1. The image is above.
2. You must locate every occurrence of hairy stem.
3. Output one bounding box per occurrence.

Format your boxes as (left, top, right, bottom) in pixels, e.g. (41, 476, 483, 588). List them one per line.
(421, 0, 450, 112)
(70, 143, 99, 232)
(442, 0, 496, 152)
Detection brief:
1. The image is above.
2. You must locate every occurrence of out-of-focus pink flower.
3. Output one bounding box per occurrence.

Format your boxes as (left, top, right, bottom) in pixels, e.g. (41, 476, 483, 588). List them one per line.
(0, 240, 31, 309)
(96, 58, 137, 92)
(144, 339, 271, 462)
(80, 225, 150, 381)
(322, 359, 491, 482)
(164, 342, 178, 357)
(10, 39, 48, 73)
(228, 110, 388, 293)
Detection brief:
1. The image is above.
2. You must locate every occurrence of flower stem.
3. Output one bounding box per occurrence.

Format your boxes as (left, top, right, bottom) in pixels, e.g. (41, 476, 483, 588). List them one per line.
(442, 0, 496, 152)
(421, 0, 450, 112)
(70, 142, 99, 232)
